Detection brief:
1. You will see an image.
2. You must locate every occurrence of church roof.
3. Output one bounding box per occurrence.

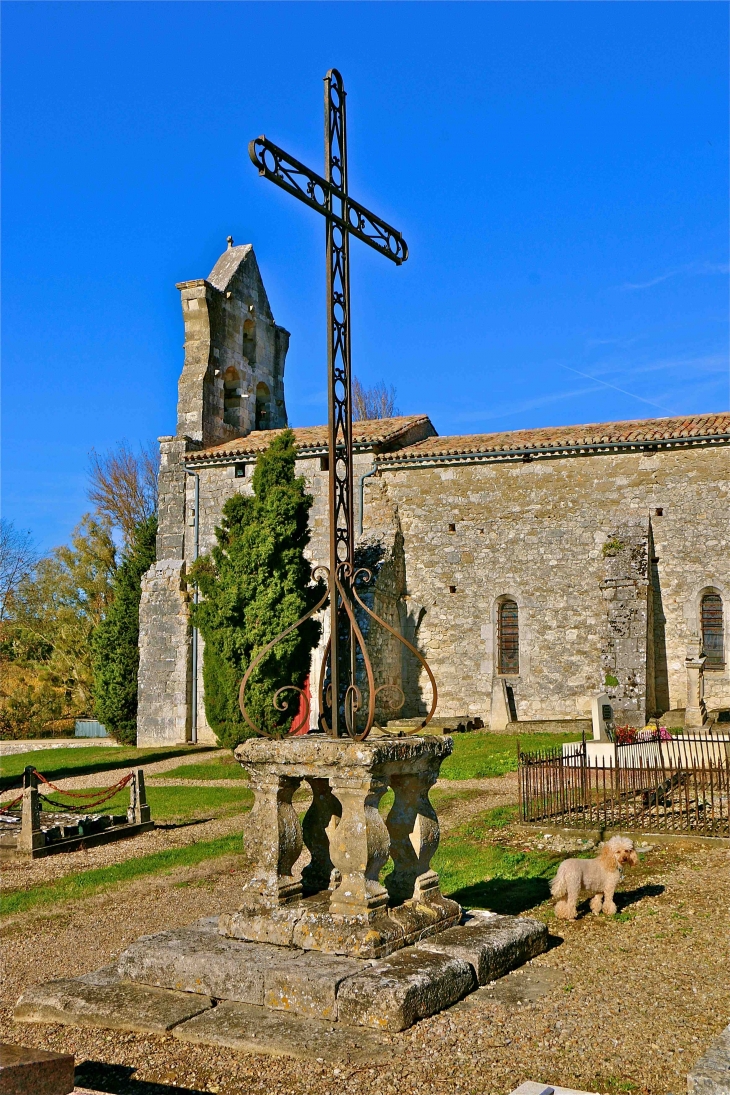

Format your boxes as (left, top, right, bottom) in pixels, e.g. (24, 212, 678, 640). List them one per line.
(377, 411, 730, 467)
(186, 415, 435, 463)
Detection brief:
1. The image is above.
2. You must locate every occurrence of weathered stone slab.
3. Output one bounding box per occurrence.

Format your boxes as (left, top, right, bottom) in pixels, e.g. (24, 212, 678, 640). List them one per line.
(219, 906, 304, 948)
(336, 949, 475, 1032)
(687, 1021, 730, 1094)
(263, 951, 367, 1020)
(291, 908, 406, 959)
(14, 979, 213, 1033)
(117, 928, 295, 1005)
(0, 1043, 75, 1095)
(77, 965, 121, 986)
(454, 965, 565, 1010)
(173, 999, 397, 1064)
(416, 913, 549, 984)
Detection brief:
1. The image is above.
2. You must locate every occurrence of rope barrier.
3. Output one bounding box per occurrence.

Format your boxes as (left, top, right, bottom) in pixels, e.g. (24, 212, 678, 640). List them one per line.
(0, 770, 133, 816)
(0, 793, 23, 814)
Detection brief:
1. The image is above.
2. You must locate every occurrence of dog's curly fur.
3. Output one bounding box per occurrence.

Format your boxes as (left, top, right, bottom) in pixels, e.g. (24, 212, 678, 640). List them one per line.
(550, 835, 639, 920)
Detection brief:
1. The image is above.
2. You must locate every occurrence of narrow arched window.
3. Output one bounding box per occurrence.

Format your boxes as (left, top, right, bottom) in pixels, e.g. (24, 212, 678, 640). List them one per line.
(255, 382, 271, 430)
(223, 367, 240, 428)
(498, 600, 519, 675)
(701, 593, 724, 667)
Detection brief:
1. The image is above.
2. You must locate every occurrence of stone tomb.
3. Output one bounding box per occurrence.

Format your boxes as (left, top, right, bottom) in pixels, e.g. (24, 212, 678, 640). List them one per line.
(15, 734, 550, 1048)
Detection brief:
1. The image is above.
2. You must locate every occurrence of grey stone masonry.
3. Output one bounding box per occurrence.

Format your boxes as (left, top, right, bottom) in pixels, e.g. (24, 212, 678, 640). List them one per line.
(687, 1022, 730, 1095)
(176, 244, 288, 447)
(600, 521, 651, 727)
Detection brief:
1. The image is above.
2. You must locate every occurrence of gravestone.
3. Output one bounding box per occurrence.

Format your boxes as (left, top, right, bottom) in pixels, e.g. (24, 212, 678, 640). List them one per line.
(590, 694, 613, 742)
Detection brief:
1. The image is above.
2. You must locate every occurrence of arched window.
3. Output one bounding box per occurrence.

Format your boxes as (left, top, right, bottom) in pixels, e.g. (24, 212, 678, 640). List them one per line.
(223, 367, 240, 427)
(701, 592, 724, 667)
(498, 599, 519, 675)
(255, 382, 271, 430)
(242, 317, 256, 364)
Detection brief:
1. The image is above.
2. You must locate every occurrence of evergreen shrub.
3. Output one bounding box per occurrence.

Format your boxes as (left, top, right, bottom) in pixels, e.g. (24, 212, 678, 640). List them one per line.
(190, 429, 323, 749)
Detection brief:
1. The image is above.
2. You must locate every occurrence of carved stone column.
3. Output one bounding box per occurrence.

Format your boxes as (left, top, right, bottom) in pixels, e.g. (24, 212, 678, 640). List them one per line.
(385, 767, 441, 905)
(327, 775, 390, 917)
(237, 771, 303, 911)
(300, 777, 341, 895)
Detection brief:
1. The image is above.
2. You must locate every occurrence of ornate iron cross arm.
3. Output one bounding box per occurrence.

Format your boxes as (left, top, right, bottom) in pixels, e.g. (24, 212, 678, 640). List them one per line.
(248, 137, 408, 265)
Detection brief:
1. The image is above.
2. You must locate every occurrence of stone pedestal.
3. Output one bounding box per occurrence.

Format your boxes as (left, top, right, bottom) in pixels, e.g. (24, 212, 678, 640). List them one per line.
(219, 735, 460, 959)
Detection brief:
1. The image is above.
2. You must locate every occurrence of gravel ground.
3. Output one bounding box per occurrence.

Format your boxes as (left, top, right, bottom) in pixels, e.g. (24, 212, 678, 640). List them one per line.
(0, 812, 248, 891)
(1, 814, 728, 1095)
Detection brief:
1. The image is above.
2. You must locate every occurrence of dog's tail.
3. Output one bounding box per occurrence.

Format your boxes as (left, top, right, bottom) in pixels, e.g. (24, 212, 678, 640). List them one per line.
(550, 863, 567, 899)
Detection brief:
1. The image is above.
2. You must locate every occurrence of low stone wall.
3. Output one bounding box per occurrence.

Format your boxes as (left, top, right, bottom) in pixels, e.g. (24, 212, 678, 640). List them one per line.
(500, 719, 591, 736)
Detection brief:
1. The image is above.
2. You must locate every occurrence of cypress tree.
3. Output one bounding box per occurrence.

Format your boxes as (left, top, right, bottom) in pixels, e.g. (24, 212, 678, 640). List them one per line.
(190, 429, 322, 748)
(92, 515, 157, 744)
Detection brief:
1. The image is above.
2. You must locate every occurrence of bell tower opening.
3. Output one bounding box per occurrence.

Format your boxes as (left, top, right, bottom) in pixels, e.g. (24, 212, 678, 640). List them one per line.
(223, 367, 241, 428)
(255, 382, 271, 430)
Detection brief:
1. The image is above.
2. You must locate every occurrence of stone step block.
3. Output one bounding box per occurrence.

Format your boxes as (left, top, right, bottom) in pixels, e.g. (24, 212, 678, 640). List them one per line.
(264, 950, 367, 1020)
(336, 949, 476, 1032)
(118, 928, 290, 1005)
(0, 1043, 75, 1095)
(416, 912, 549, 985)
(13, 978, 213, 1034)
(118, 928, 368, 1019)
(173, 999, 397, 1064)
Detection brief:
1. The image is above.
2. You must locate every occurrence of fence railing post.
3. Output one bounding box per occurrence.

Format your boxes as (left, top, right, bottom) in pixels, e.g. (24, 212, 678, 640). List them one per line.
(18, 771, 44, 855)
(128, 768, 151, 825)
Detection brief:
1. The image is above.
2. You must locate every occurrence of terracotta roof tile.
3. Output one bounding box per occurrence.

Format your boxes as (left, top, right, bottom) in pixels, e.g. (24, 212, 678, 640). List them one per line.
(187, 415, 433, 462)
(380, 412, 730, 463)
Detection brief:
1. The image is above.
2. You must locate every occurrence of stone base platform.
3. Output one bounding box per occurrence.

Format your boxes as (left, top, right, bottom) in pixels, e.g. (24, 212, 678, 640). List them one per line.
(15, 910, 549, 1050)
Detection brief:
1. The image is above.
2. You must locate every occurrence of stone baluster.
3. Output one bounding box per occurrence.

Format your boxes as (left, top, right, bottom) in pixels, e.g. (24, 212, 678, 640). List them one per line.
(385, 764, 442, 906)
(300, 777, 342, 895)
(327, 775, 390, 918)
(237, 772, 303, 912)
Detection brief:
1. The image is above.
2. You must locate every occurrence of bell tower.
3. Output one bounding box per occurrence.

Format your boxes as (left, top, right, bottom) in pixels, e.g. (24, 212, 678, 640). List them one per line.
(175, 241, 289, 447)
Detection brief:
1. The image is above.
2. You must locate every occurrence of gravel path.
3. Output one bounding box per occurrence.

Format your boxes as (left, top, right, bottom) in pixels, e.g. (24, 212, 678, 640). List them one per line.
(1, 815, 728, 1095)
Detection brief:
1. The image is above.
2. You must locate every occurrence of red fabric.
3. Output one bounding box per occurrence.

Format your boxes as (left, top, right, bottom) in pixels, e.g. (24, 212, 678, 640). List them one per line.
(289, 674, 311, 735)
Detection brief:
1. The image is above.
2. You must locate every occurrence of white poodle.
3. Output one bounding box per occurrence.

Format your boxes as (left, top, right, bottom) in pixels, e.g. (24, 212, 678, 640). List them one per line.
(550, 836, 639, 920)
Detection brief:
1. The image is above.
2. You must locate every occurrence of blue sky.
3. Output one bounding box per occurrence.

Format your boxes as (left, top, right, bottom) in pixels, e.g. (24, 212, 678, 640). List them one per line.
(3, 1, 728, 552)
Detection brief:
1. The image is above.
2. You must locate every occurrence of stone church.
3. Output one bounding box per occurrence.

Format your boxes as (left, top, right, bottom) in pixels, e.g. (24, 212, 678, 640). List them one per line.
(136, 242, 730, 745)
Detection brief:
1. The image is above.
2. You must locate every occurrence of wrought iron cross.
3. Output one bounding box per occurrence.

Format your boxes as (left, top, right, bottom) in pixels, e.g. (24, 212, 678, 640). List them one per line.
(248, 69, 409, 738)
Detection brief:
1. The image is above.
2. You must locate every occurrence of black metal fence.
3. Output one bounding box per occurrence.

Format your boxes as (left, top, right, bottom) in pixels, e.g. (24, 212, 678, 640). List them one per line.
(518, 734, 730, 837)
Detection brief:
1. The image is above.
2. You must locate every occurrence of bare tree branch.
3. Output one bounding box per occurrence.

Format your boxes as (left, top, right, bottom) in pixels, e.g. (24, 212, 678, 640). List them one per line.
(88, 441, 159, 546)
(352, 378, 400, 421)
(0, 520, 37, 623)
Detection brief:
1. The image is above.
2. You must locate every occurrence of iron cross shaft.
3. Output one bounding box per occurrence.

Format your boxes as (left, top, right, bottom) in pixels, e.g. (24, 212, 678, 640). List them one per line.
(249, 69, 408, 738)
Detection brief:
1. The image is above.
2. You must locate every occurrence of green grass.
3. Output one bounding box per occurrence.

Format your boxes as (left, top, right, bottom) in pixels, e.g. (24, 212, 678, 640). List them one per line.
(1, 832, 245, 918)
(0, 745, 216, 791)
(154, 756, 247, 781)
(431, 804, 564, 914)
(39, 784, 253, 822)
(439, 731, 583, 780)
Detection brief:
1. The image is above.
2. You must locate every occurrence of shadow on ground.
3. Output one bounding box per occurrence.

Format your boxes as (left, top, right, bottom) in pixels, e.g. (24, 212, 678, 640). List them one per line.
(617, 882, 665, 909)
(75, 1061, 209, 1095)
(449, 876, 552, 914)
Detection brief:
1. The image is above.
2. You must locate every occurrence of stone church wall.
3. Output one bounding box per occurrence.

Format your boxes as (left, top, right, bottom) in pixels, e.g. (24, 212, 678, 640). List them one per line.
(376, 445, 730, 724)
